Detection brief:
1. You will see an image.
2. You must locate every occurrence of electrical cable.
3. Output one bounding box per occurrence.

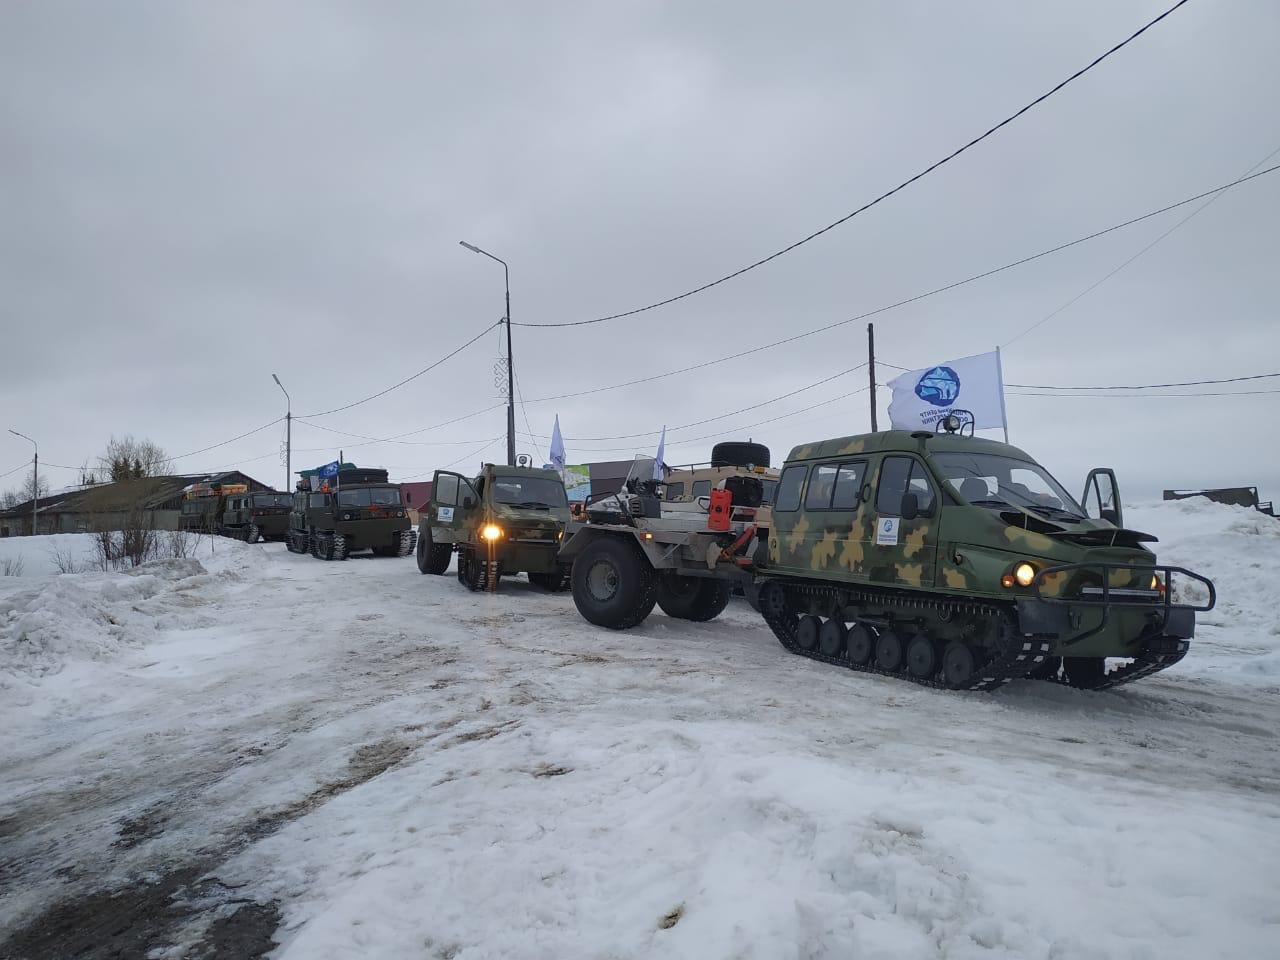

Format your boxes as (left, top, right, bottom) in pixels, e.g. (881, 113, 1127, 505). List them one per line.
(1010, 388, 1280, 399)
(525, 163, 1280, 405)
(297, 322, 500, 418)
(293, 418, 512, 446)
(170, 417, 285, 462)
(523, 362, 869, 443)
(1004, 143, 1280, 348)
(1010, 372, 1280, 390)
(0, 462, 30, 480)
(400, 436, 505, 479)
(515, 0, 1194, 329)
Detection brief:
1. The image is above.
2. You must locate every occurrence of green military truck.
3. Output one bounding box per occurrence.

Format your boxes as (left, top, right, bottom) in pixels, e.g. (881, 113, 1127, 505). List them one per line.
(285, 467, 415, 561)
(220, 491, 292, 543)
(754, 416, 1216, 691)
(416, 460, 571, 592)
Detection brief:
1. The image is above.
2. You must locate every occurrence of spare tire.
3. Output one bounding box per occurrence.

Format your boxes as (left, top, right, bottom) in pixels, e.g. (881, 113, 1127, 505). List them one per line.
(711, 441, 770, 469)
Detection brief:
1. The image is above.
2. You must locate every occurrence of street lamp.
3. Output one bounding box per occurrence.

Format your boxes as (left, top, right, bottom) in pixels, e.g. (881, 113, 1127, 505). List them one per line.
(8, 429, 37, 536)
(272, 374, 291, 491)
(459, 240, 515, 466)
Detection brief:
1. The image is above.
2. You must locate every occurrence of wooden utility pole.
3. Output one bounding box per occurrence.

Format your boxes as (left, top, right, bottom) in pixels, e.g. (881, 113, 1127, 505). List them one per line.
(867, 323, 878, 432)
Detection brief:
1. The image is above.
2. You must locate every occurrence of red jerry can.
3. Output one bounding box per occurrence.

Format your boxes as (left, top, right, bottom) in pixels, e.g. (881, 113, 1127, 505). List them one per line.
(707, 488, 733, 531)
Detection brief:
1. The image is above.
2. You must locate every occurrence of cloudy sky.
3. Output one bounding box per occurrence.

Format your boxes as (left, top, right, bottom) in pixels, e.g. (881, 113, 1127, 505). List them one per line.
(3, 0, 1277, 504)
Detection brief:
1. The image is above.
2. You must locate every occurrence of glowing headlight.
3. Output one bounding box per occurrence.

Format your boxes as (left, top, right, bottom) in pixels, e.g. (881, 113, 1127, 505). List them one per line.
(481, 524, 504, 541)
(1013, 561, 1037, 587)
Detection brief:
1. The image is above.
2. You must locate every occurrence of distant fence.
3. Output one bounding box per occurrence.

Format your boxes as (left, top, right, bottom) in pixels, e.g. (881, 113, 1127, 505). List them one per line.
(1163, 486, 1275, 517)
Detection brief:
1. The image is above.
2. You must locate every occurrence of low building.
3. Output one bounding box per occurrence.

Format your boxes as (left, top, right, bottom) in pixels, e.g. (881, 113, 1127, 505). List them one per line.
(0, 471, 271, 536)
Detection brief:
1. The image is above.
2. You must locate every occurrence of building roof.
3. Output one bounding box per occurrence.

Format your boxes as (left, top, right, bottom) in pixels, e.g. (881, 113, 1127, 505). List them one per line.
(0, 470, 271, 519)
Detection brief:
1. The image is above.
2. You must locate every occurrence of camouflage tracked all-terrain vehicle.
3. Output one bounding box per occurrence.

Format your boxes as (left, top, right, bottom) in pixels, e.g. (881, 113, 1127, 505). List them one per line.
(220, 491, 292, 543)
(417, 460, 571, 592)
(285, 468, 415, 560)
(756, 416, 1215, 691)
(178, 482, 246, 534)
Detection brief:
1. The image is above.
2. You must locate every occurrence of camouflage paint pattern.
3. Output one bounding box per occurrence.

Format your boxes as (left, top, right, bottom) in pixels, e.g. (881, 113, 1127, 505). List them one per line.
(768, 429, 1175, 657)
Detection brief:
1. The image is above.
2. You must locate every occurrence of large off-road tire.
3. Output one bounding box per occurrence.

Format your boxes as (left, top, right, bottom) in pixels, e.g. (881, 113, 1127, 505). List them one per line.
(655, 573, 731, 622)
(246, 524, 260, 544)
(710, 441, 770, 469)
(572, 537, 657, 629)
(458, 548, 496, 592)
(416, 527, 451, 575)
(333, 533, 348, 561)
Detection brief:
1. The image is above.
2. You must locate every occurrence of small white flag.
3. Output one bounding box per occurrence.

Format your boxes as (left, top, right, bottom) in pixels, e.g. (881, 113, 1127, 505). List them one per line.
(887, 350, 1007, 431)
(653, 425, 666, 481)
(549, 415, 566, 475)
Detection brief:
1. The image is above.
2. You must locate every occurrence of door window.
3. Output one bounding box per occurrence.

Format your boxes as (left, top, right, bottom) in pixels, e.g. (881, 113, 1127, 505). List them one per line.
(805, 464, 839, 509)
(664, 482, 685, 500)
(309, 493, 328, 508)
(875, 457, 936, 517)
(435, 474, 459, 506)
(691, 480, 711, 499)
(774, 465, 807, 512)
(831, 462, 867, 510)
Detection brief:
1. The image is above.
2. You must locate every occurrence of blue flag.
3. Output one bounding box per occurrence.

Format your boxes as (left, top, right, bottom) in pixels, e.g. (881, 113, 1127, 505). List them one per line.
(317, 460, 341, 479)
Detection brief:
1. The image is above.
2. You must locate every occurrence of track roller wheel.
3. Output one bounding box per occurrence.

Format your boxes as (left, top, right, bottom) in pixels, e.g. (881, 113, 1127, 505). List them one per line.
(874, 629, 904, 672)
(906, 635, 938, 679)
(760, 580, 789, 618)
(942, 641, 977, 689)
(846, 623, 874, 666)
(795, 615, 820, 651)
(819, 619, 847, 657)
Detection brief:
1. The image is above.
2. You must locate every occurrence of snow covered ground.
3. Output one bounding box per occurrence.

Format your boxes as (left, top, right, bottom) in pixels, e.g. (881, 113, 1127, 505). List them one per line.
(1, 500, 1278, 959)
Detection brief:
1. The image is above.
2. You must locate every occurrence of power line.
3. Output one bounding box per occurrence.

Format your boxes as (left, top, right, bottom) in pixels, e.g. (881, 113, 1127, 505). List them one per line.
(1008, 372, 1280, 390)
(515, 0, 1194, 329)
(0, 461, 30, 480)
(400, 436, 505, 479)
(1004, 143, 1280, 348)
(526, 162, 1280, 404)
(170, 417, 285, 462)
(298, 322, 500, 418)
(525, 362, 868, 442)
(293, 417, 511, 446)
(1010, 388, 1280, 399)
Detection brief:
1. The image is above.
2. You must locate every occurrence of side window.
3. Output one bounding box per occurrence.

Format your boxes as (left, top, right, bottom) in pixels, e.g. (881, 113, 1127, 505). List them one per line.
(875, 457, 936, 517)
(774, 465, 808, 512)
(691, 480, 711, 499)
(832, 461, 867, 510)
(664, 482, 685, 501)
(805, 464, 838, 509)
(435, 474, 459, 506)
(309, 493, 328, 508)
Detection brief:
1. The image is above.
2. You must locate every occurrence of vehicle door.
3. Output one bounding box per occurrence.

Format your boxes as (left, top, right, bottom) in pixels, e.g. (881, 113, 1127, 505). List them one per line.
(308, 491, 333, 531)
(1081, 468, 1123, 527)
(867, 454, 939, 588)
(430, 471, 477, 539)
(773, 459, 873, 579)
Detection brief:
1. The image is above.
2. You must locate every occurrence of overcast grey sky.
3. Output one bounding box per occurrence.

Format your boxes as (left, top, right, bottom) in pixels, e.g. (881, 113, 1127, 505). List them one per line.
(2, 1, 1277, 503)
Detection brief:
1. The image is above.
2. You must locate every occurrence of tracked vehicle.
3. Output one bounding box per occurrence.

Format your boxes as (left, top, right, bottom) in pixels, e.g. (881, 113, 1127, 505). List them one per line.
(417, 458, 571, 591)
(756, 415, 1215, 691)
(285, 467, 415, 560)
(178, 482, 246, 534)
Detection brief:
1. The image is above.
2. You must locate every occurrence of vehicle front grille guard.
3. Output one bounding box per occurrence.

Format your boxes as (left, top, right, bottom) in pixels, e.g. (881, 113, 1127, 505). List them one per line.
(1031, 563, 1216, 647)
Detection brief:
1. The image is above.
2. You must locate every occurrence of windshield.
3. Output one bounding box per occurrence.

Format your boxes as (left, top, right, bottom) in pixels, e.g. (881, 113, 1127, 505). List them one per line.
(761, 479, 778, 504)
(491, 475, 567, 508)
(929, 452, 1085, 519)
(336, 486, 402, 507)
(252, 494, 291, 508)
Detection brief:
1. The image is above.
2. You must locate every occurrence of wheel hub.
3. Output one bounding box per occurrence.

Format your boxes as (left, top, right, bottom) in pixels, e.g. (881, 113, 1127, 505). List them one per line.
(587, 560, 620, 602)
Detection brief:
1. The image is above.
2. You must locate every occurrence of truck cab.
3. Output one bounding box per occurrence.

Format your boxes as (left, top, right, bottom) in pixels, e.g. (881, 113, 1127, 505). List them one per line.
(416, 460, 570, 591)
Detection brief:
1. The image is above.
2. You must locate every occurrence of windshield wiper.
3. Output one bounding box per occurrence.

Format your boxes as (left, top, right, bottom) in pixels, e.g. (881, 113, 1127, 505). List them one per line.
(513, 500, 551, 509)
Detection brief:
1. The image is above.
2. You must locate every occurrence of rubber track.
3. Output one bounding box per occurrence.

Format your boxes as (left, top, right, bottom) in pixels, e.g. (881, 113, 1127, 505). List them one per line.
(1047, 637, 1190, 691)
(397, 529, 416, 558)
(759, 578, 1051, 692)
(333, 533, 349, 561)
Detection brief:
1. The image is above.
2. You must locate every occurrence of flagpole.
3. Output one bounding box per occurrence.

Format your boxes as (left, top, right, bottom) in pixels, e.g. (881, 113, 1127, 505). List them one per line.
(995, 347, 1010, 443)
(867, 323, 878, 432)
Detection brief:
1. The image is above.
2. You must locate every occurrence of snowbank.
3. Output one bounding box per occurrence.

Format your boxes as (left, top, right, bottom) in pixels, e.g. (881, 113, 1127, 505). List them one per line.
(1128, 498, 1280, 679)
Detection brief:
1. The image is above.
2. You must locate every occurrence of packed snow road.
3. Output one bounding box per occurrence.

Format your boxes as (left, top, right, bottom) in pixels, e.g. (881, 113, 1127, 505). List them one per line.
(1, 500, 1278, 959)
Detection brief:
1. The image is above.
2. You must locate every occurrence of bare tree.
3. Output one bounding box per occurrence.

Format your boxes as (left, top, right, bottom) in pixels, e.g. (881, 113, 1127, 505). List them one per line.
(3, 472, 50, 507)
(99, 435, 172, 482)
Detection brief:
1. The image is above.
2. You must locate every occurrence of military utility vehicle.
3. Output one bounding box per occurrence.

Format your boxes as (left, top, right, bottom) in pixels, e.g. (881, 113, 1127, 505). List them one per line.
(754, 414, 1216, 691)
(220, 491, 292, 542)
(663, 441, 779, 506)
(178, 482, 246, 534)
(285, 467, 415, 560)
(417, 458, 571, 592)
(559, 457, 765, 628)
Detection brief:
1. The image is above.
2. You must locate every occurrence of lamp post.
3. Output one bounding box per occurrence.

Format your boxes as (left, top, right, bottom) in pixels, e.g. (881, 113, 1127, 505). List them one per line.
(272, 374, 291, 491)
(8, 429, 36, 536)
(459, 240, 515, 466)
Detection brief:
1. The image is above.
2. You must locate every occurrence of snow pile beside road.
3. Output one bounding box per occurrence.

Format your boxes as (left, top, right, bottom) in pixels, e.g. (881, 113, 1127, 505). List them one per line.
(0, 542, 259, 686)
(1128, 498, 1280, 678)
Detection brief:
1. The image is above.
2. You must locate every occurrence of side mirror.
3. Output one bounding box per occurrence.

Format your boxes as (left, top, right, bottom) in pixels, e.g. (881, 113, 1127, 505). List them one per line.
(901, 491, 920, 521)
(462, 496, 475, 510)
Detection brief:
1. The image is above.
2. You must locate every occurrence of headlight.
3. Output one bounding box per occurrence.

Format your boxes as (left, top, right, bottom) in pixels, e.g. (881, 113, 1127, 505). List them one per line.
(556, 530, 564, 541)
(1013, 561, 1037, 587)
(481, 524, 504, 541)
